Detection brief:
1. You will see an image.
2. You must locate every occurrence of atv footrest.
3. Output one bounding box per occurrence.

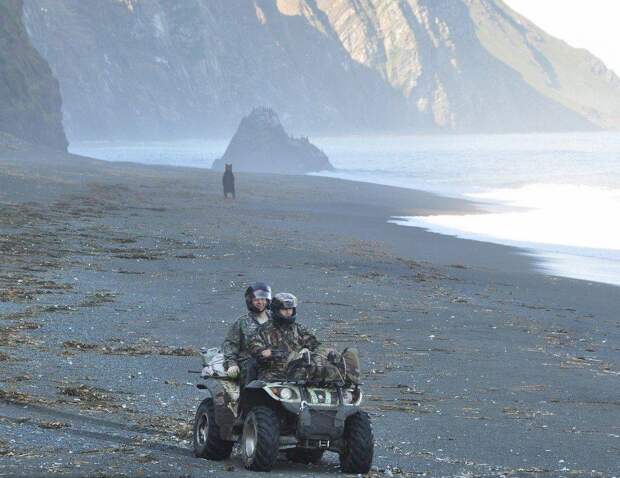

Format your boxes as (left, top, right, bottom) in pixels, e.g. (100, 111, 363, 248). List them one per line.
(302, 439, 330, 449)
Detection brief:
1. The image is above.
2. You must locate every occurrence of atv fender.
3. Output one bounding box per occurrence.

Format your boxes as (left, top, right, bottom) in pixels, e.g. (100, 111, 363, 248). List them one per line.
(244, 380, 267, 389)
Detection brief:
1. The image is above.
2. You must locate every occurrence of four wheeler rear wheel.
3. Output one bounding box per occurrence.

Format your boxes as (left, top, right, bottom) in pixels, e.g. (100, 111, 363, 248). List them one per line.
(285, 447, 325, 464)
(339, 411, 374, 474)
(241, 406, 280, 471)
(193, 398, 233, 460)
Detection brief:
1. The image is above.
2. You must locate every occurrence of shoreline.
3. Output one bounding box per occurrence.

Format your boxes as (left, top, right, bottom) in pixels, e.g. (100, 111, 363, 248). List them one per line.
(1, 149, 618, 477)
(390, 215, 620, 288)
(52, 145, 542, 275)
(70, 139, 620, 288)
(313, 170, 620, 288)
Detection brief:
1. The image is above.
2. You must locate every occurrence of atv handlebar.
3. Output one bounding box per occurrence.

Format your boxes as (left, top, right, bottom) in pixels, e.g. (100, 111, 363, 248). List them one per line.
(258, 347, 289, 362)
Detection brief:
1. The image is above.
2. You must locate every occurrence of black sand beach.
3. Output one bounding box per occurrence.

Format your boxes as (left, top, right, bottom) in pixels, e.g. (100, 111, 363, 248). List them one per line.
(1, 150, 618, 477)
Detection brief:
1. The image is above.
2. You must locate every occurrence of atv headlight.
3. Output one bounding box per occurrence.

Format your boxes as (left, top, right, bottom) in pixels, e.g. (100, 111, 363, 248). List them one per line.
(265, 385, 300, 402)
(307, 388, 334, 405)
(343, 390, 354, 404)
(342, 388, 362, 405)
(280, 387, 293, 400)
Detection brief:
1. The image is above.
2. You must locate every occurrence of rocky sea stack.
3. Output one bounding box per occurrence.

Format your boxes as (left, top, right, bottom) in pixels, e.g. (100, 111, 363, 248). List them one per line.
(212, 108, 333, 174)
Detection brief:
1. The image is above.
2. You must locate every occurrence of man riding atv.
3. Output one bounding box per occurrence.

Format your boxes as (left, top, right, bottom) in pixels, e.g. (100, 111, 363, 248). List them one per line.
(193, 291, 373, 473)
(221, 282, 272, 383)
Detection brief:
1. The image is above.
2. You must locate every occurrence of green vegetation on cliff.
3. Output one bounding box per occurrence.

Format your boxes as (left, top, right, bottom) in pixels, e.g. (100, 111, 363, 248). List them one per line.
(0, 0, 67, 150)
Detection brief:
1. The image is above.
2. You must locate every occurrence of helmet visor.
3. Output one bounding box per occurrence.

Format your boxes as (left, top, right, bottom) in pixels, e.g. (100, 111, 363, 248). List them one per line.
(273, 292, 297, 309)
(279, 298, 296, 309)
(253, 289, 271, 300)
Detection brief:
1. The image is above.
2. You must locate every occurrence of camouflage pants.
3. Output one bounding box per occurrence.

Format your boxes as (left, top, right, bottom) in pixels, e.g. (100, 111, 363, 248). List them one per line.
(211, 380, 241, 417)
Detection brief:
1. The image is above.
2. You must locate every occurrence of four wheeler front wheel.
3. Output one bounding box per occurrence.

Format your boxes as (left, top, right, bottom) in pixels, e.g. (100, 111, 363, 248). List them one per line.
(339, 411, 374, 474)
(241, 406, 280, 471)
(193, 398, 233, 460)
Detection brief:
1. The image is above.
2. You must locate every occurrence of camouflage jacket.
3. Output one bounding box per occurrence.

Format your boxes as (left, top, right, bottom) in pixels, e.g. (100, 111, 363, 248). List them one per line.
(248, 321, 320, 380)
(222, 311, 270, 369)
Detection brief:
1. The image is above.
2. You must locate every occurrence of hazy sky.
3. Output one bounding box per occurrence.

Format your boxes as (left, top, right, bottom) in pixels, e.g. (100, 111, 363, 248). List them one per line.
(504, 0, 620, 75)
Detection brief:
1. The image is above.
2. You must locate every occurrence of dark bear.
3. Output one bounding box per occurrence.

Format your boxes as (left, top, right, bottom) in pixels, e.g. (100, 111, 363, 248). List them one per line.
(222, 164, 235, 199)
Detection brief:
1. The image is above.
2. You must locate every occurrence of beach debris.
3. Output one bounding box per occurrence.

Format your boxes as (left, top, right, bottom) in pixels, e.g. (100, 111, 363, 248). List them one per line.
(0, 322, 43, 347)
(135, 452, 158, 463)
(511, 383, 546, 392)
(110, 248, 163, 260)
(0, 388, 57, 407)
(111, 237, 137, 244)
(175, 253, 196, 259)
(78, 291, 117, 307)
(4, 373, 32, 384)
(60, 384, 110, 403)
(62, 340, 99, 351)
(137, 414, 193, 441)
(62, 338, 197, 357)
(0, 440, 13, 457)
(502, 406, 553, 420)
(364, 465, 413, 477)
(556, 354, 617, 375)
(37, 420, 70, 430)
(451, 296, 469, 304)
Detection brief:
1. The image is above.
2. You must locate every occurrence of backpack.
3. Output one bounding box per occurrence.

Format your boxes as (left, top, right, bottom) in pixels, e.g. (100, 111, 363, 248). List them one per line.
(340, 348, 361, 385)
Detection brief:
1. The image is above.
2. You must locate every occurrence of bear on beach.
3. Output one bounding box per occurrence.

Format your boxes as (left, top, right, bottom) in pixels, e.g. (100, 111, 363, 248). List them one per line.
(222, 164, 235, 199)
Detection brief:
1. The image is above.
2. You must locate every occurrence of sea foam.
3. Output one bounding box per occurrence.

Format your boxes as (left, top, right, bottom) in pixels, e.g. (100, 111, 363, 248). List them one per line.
(390, 183, 620, 286)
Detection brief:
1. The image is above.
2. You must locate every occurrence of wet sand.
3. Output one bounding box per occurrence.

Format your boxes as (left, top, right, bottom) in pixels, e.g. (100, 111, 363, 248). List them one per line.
(1, 149, 618, 477)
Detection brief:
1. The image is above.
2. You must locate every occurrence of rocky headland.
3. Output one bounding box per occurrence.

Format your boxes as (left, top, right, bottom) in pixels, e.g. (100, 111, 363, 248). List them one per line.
(0, 0, 67, 151)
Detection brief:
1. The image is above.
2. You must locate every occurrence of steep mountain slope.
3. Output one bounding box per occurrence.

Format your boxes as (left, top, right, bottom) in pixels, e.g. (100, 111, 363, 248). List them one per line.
(307, 0, 602, 131)
(22, 0, 410, 141)
(0, 0, 67, 150)
(468, 0, 620, 129)
(21, 0, 620, 141)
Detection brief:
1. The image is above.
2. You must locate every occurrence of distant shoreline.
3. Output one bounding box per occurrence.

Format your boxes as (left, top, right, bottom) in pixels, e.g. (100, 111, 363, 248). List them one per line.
(69, 134, 620, 287)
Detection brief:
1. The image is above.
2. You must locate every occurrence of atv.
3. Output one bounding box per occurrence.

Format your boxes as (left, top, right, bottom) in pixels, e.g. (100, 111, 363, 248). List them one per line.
(191, 352, 374, 473)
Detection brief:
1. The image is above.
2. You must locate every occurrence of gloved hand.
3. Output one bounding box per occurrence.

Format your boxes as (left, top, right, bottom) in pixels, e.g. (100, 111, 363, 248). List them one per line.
(298, 348, 311, 360)
(226, 365, 240, 378)
(201, 366, 210, 378)
(326, 349, 338, 362)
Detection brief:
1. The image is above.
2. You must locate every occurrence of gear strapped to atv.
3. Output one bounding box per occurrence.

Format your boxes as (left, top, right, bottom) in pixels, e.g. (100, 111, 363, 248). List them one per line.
(192, 346, 373, 473)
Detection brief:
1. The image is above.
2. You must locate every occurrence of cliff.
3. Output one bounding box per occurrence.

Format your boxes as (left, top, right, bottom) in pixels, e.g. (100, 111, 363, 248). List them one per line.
(212, 107, 333, 174)
(469, 0, 620, 129)
(307, 0, 604, 132)
(0, 0, 67, 150)
(21, 0, 620, 140)
(22, 0, 409, 141)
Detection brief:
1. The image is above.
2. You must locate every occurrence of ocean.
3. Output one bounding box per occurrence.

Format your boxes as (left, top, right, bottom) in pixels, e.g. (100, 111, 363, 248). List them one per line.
(71, 132, 620, 287)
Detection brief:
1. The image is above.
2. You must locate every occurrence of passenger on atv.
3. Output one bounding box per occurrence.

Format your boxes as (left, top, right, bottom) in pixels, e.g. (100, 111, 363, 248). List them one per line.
(248, 292, 324, 382)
